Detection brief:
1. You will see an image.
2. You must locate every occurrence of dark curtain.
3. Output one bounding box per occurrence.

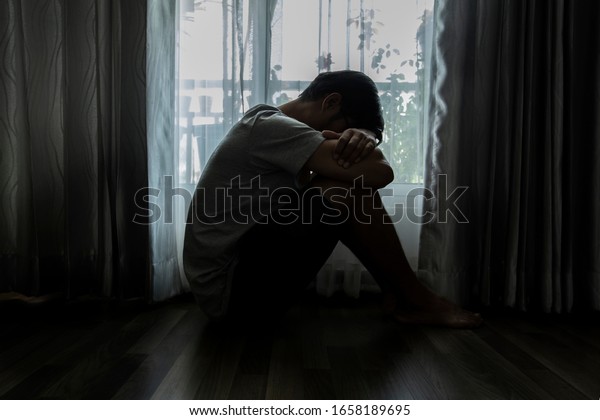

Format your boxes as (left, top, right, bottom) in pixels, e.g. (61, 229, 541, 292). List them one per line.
(0, 0, 150, 300)
(418, 0, 600, 313)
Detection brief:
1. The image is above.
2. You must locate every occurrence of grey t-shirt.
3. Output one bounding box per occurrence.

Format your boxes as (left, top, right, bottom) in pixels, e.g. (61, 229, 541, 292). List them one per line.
(183, 104, 325, 318)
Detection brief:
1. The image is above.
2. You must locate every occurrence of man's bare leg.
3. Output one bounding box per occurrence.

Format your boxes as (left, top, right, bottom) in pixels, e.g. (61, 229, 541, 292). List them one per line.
(312, 178, 482, 328)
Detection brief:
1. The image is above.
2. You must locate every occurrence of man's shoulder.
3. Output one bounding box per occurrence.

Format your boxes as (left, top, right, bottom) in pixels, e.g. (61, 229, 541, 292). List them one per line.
(244, 104, 280, 119)
(243, 104, 301, 135)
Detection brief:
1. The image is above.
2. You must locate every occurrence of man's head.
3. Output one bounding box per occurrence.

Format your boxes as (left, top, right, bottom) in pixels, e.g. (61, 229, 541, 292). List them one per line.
(298, 70, 384, 139)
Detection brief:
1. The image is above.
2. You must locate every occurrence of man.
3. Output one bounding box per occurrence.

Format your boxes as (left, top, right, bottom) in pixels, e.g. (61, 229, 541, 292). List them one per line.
(183, 70, 481, 328)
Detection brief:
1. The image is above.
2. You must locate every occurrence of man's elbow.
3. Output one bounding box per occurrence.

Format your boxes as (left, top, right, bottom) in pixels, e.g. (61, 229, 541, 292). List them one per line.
(381, 163, 395, 186)
(363, 148, 394, 188)
(369, 161, 394, 189)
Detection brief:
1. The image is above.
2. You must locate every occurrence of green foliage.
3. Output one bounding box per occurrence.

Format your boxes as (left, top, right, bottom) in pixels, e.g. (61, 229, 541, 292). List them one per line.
(347, 8, 382, 51)
(379, 78, 422, 184)
(316, 53, 334, 72)
(347, 8, 430, 184)
(371, 44, 400, 73)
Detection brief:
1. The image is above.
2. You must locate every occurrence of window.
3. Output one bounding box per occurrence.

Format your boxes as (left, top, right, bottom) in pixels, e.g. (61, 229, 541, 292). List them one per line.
(177, 0, 433, 186)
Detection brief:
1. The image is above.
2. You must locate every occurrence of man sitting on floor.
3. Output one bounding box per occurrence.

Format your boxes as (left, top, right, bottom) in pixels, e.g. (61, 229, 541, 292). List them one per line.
(183, 70, 482, 328)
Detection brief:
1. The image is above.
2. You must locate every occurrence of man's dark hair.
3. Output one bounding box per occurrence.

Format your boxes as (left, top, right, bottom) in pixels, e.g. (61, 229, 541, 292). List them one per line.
(299, 70, 384, 140)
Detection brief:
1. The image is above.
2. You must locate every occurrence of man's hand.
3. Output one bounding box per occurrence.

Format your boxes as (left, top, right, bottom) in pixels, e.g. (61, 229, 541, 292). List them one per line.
(322, 128, 378, 169)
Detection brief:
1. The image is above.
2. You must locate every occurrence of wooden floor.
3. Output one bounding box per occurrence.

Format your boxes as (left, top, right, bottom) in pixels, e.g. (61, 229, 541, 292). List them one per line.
(1, 292, 599, 400)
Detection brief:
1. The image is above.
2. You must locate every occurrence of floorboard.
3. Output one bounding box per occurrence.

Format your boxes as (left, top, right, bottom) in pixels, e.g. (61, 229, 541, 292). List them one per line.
(485, 317, 600, 399)
(0, 293, 598, 400)
(473, 321, 587, 399)
(265, 335, 305, 399)
(151, 324, 218, 399)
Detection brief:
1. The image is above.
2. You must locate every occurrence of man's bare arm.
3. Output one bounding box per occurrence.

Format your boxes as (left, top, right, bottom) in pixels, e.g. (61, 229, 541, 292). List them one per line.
(304, 139, 394, 189)
(322, 128, 379, 167)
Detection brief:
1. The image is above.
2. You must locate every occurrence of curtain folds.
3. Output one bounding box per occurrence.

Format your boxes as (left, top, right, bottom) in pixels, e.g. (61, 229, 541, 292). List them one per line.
(147, 0, 189, 301)
(8, 0, 595, 313)
(0, 0, 149, 300)
(418, 0, 600, 313)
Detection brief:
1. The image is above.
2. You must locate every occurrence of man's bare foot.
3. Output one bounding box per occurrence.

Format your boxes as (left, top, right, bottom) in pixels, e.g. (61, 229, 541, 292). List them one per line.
(383, 293, 483, 329)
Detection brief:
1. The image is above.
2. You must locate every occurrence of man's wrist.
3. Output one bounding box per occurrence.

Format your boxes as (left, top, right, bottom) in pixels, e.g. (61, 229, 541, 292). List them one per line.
(357, 128, 382, 145)
(360, 128, 382, 145)
(371, 127, 383, 145)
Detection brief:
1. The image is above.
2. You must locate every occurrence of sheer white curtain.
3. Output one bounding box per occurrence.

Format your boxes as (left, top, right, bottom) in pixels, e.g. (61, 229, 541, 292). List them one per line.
(154, 0, 435, 299)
